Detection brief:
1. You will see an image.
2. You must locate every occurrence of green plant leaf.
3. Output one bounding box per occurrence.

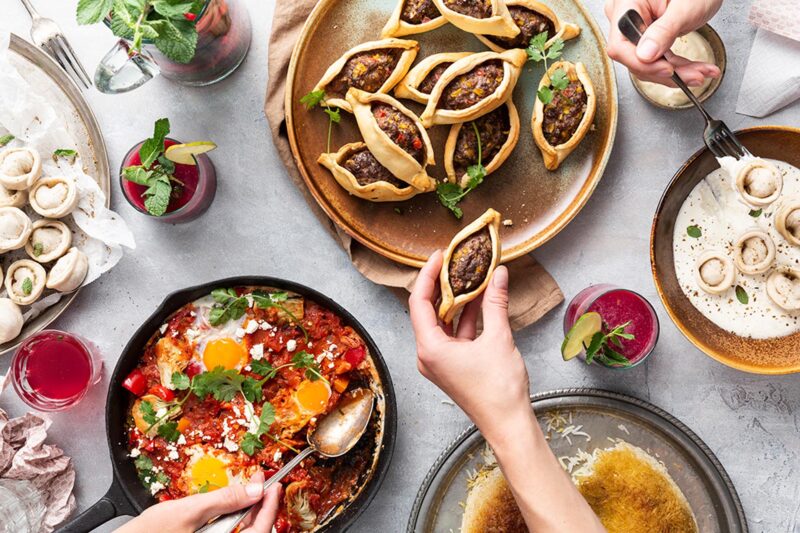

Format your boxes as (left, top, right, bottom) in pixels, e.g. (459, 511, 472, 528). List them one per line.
(242, 376, 264, 403)
(123, 166, 153, 185)
(249, 359, 275, 378)
(545, 38, 565, 60)
(53, 148, 78, 159)
(749, 208, 763, 218)
(140, 400, 157, 425)
(143, 176, 172, 216)
(735, 285, 748, 305)
(436, 182, 464, 219)
(140, 118, 171, 168)
(171, 372, 190, 390)
(76, 0, 114, 24)
(151, 19, 198, 64)
(0, 134, 14, 147)
(157, 421, 180, 442)
(686, 225, 702, 238)
(550, 68, 569, 91)
(32, 242, 44, 257)
(240, 432, 263, 456)
(152, 0, 195, 19)
(537, 86, 554, 105)
(22, 278, 32, 296)
(300, 90, 325, 110)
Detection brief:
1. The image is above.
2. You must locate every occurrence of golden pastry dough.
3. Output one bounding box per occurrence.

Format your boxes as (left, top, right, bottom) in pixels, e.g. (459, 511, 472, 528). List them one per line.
(432, 0, 519, 37)
(311, 39, 419, 113)
(475, 0, 580, 52)
(346, 88, 435, 191)
(532, 61, 596, 170)
(421, 49, 527, 127)
(394, 52, 473, 104)
(381, 0, 447, 37)
(444, 101, 520, 187)
(438, 208, 502, 324)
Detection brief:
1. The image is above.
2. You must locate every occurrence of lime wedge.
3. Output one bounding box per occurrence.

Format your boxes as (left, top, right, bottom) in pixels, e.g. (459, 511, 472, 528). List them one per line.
(164, 141, 217, 165)
(561, 312, 602, 361)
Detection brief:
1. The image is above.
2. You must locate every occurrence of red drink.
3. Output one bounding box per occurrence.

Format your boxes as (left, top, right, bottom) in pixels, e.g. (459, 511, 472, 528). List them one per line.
(11, 331, 101, 411)
(120, 138, 217, 223)
(564, 285, 659, 368)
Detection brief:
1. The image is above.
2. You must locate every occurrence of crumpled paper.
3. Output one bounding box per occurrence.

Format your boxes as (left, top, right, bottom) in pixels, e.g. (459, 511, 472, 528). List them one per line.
(736, 0, 800, 118)
(0, 372, 76, 531)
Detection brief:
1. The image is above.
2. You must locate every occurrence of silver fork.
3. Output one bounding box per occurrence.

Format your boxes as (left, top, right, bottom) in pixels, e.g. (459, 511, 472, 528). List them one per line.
(18, 0, 92, 89)
(618, 9, 751, 159)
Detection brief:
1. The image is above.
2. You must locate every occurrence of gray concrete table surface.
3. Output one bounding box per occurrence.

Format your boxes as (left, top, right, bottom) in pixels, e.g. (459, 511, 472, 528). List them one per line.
(2, 0, 799, 531)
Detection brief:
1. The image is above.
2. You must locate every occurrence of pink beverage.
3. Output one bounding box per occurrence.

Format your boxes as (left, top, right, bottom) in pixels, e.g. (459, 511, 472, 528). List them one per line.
(120, 138, 217, 223)
(11, 331, 101, 411)
(564, 284, 659, 368)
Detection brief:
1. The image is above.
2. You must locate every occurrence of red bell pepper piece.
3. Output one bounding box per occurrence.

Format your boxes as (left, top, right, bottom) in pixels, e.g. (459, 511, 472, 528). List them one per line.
(344, 346, 366, 367)
(185, 361, 203, 378)
(148, 384, 175, 402)
(122, 369, 147, 396)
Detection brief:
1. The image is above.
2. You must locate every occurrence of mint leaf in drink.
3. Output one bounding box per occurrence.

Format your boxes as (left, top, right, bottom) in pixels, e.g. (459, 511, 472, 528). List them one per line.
(140, 118, 171, 168)
(152, 0, 196, 19)
(123, 166, 153, 185)
(76, 0, 114, 25)
(152, 19, 198, 64)
(0, 134, 14, 147)
(143, 175, 172, 216)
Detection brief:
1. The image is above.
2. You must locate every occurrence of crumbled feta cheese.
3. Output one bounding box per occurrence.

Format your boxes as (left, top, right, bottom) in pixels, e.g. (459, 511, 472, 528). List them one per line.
(246, 294, 255, 308)
(190, 311, 196, 317)
(168, 449, 180, 461)
(235, 327, 246, 338)
(223, 437, 239, 452)
(232, 405, 241, 417)
(286, 339, 297, 352)
(273, 450, 282, 462)
(185, 328, 200, 341)
(159, 324, 168, 335)
(245, 365, 251, 371)
(260, 321, 272, 331)
(502, 219, 513, 227)
(307, 342, 313, 348)
(250, 344, 264, 360)
(245, 320, 259, 334)
(129, 448, 141, 458)
(177, 435, 186, 445)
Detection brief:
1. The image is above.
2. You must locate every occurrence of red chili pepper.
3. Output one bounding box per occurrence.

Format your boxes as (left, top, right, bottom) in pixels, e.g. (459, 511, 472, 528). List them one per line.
(412, 137, 422, 150)
(122, 369, 147, 396)
(148, 384, 175, 402)
(186, 361, 203, 378)
(183, 12, 197, 21)
(273, 516, 290, 533)
(344, 346, 366, 367)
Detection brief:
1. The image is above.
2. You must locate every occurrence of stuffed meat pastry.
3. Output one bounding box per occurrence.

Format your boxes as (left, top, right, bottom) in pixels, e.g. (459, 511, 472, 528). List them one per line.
(438, 208, 501, 323)
(733, 158, 782, 208)
(29, 176, 79, 218)
(444, 101, 519, 187)
(421, 49, 527, 127)
(532, 61, 596, 170)
(0, 147, 41, 190)
(733, 229, 775, 275)
(0, 184, 27, 208)
(775, 197, 800, 247)
(394, 52, 473, 104)
(25, 219, 72, 263)
(318, 142, 431, 202)
(346, 88, 435, 191)
(695, 250, 735, 295)
(311, 39, 419, 112)
(766, 268, 800, 312)
(382, 0, 447, 37)
(0, 206, 32, 253)
(476, 0, 580, 52)
(0, 298, 24, 344)
(46, 247, 89, 293)
(5, 259, 46, 305)
(432, 0, 518, 37)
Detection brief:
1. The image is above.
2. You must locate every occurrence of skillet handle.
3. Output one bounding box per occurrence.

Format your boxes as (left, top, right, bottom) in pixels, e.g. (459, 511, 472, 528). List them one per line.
(56, 477, 137, 533)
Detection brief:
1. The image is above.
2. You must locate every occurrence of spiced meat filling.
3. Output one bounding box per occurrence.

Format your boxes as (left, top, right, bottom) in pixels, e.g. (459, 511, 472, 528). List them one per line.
(371, 103, 426, 163)
(343, 148, 407, 188)
(443, 0, 492, 18)
(327, 49, 403, 97)
(401, 0, 440, 24)
(448, 228, 493, 296)
(418, 62, 453, 94)
(487, 6, 555, 49)
(438, 59, 504, 110)
(453, 106, 510, 176)
(542, 80, 587, 147)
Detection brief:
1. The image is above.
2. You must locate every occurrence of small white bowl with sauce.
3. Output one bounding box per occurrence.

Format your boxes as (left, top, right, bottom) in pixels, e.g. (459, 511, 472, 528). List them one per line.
(630, 24, 727, 110)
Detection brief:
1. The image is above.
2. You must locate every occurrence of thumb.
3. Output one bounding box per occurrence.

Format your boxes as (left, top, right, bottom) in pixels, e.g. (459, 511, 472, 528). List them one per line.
(481, 266, 511, 335)
(186, 475, 265, 525)
(636, 6, 685, 63)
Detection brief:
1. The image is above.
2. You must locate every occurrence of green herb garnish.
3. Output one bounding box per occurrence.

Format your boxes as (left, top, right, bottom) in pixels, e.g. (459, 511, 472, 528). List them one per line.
(157, 420, 180, 442)
(248, 351, 327, 385)
(32, 243, 44, 257)
(735, 285, 749, 305)
(436, 121, 487, 219)
(749, 208, 763, 218)
(584, 321, 634, 368)
(53, 149, 77, 162)
(207, 288, 309, 340)
(77, 0, 202, 63)
(687, 225, 702, 238)
(527, 31, 568, 104)
(240, 403, 276, 456)
(21, 277, 33, 296)
(134, 454, 170, 490)
(0, 134, 15, 147)
(300, 89, 340, 152)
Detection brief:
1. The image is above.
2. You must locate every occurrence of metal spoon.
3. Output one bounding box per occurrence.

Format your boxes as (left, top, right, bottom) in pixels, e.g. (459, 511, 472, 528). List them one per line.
(196, 388, 375, 533)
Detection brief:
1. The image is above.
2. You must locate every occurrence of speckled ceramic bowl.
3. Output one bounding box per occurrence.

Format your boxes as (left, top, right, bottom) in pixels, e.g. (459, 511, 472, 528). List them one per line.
(630, 24, 727, 111)
(651, 126, 800, 374)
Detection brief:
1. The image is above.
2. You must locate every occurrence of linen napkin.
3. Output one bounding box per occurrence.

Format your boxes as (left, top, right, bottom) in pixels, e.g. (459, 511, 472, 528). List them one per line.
(264, 0, 563, 330)
(0, 372, 76, 531)
(736, 0, 800, 117)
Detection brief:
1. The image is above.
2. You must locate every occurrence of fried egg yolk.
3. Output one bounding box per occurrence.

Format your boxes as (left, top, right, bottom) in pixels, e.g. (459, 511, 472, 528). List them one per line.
(203, 338, 246, 371)
(190, 455, 230, 492)
(294, 379, 331, 415)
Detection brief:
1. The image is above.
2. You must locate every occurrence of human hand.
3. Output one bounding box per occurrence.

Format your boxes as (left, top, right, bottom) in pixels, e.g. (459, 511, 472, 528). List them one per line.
(409, 250, 531, 439)
(116, 471, 282, 533)
(604, 0, 722, 86)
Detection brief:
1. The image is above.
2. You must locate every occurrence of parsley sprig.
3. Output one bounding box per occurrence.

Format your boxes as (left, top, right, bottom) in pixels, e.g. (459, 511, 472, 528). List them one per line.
(209, 288, 308, 341)
(584, 321, 634, 368)
(300, 90, 341, 153)
(527, 32, 569, 105)
(134, 454, 170, 490)
(250, 350, 328, 384)
(436, 121, 487, 219)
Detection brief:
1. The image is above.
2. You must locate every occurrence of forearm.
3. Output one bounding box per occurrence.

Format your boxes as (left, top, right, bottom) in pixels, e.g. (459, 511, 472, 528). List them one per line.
(480, 406, 606, 533)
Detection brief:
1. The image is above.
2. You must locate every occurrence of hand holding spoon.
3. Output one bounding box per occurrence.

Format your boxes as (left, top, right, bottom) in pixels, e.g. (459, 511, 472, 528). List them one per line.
(196, 388, 376, 533)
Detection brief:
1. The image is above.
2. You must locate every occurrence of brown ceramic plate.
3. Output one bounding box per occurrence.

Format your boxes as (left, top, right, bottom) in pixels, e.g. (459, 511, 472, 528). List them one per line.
(651, 126, 800, 375)
(285, 0, 618, 267)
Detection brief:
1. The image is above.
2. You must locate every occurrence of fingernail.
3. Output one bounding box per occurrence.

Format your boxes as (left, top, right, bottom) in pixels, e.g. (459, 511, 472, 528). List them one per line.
(245, 483, 263, 498)
(636, 38, 660, 61)
(493, 266, 508, 290)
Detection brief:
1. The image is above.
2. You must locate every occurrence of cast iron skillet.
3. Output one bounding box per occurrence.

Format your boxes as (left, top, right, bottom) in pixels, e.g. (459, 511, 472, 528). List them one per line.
(57, 276, 397, 532)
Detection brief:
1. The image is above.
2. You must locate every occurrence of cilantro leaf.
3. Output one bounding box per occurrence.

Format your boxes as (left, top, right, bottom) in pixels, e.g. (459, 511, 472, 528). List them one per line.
(242, 376, 264, 403)
(545, 38, 565, 60)
(134, 454, 153, 472)
(526, 31, 548, 62)
(258, 402, 276, 432)
(324, 107, 341, 124)
(191, 366, 245, 401)
(466, 164, 486, 189)
(436, 182, 464, 219)
(157, 421, 180, 442)
(171, 372, 190, 390)
(140, 400, 157, 425)
(240, 432, 264, 456)
(53, 149, 77, 158)
(249, 359, 276, 378)
(537, 86, 554, 105)
(292, 351, 326, 382)
(140, 118, 170, 168)
(208, 289, 248, 326)
(550, 68, 569, 91)
(300, 90, 326, 110)
(76, 0, 114, 24)
(0, 134, 14, 147)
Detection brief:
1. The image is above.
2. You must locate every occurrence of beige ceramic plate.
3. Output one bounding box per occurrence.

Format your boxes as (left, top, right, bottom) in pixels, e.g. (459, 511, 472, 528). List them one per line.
(0, 34, 110, 356)
(651, 126, 800, 374)
(285, 0, 618, 267)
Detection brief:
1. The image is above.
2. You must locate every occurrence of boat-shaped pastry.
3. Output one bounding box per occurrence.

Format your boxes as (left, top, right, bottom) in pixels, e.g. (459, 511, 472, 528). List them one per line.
(0, 298, 24, 344)
(346, 88, 435, 191)
(732, 158, 782, 208)
(694, 250, 735, 295)
(46, 247, 89, 292)
(438, 208, 502, 323)
(311, 39, 419, 112)
(475, 0, 580, 52)
(444, 101, 519, 187)
(0, 184, 27, 208)
(0, 206, 32, 253)
(382, 0, 447, 37)
(532, 61, 596, 171)
(775, 197, 800, 247)
(432, 0, 519, 37)
(394, 52, 473, 104)
(733, 229, 775, 275)
(318, 142, 432, 202)
(5, 259, 46, 305)
(0, 147, 41, 190)
(766, 268, 800, 312)
(29, 176, 79, 218)
(25, 219, 72, 263)
(421, 49, 527, 127)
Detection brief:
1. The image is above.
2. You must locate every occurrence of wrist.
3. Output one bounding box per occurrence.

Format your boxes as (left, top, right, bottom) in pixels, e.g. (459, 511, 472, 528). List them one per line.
(478, 401, 543, 453)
